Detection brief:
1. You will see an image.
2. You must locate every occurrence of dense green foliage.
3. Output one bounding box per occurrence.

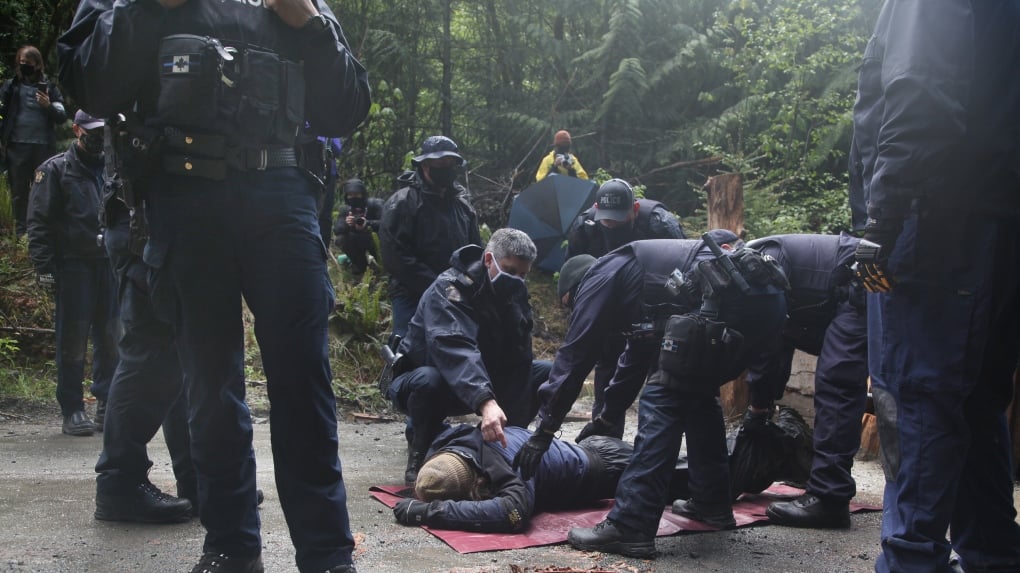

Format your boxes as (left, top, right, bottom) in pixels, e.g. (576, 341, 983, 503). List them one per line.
(334, 0, 878, 236)
(1, 0, 878, 236)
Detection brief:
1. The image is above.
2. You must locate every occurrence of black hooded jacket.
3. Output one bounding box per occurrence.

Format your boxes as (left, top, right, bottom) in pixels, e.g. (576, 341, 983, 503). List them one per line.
(380, 169, 481, 301)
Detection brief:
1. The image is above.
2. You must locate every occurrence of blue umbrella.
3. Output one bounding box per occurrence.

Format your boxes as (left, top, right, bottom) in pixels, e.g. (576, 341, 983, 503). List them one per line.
(508, 175, 598, 272)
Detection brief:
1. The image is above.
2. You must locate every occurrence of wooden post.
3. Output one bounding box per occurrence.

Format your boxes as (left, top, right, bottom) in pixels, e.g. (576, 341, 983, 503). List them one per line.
(703, 173, 748, 419)
(705, 173, 745, 239)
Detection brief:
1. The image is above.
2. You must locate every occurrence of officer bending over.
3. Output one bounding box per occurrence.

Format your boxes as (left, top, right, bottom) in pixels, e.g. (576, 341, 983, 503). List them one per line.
(388, 228, 552, 485)
(519, 233, 788, 558)
(741, 233, 867, 529)
(58, 2, 370, 572)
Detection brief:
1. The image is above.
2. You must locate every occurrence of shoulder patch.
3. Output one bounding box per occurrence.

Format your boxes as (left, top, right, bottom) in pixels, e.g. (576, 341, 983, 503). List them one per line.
(445, 284, 463, 302)
(34, 170, 45, 184)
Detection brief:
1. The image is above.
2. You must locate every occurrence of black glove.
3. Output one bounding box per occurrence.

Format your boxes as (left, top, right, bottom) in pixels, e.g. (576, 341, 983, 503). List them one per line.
(854, 218, 903, 293)
(393, 499, 430, 526)
(512, 429, 554, 481)
(575, 417, 617, 443)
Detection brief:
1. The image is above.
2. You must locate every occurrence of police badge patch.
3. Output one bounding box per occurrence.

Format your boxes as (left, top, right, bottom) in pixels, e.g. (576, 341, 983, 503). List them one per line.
(34, 170, 45, 183)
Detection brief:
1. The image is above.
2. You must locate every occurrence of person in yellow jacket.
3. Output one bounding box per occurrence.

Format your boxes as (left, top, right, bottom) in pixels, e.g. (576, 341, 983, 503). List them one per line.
(535, 130, 588, 181)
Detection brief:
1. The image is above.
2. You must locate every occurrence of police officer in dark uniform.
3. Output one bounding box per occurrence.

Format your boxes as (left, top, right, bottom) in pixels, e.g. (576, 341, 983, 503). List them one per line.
(563, 179, 685, 427)
(93, 188, 195, 524)
(566, 178, 685, 259)
(739, 233, 867, 528)
(529, 233, 740, 446)
(852, 2, 1020, 572)
(392, 424, 636, 533)
(332, 177, 383, 274)
(26, 110, 118, 437)
(389, 229, 552, 484)
(380, 135, 481, 340)
(58, 1, 370, 571)
(515, 233, 788, 558)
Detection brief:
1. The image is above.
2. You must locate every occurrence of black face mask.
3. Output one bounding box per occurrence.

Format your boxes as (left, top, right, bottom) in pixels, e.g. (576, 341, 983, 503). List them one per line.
(428, 166, 459, 190)
(19, 63, 37, 79)
(602, 222, 635, 249)
(346, 195, 366, 209)
(555, 145, 571, 155)
(79, 132, 104, 156)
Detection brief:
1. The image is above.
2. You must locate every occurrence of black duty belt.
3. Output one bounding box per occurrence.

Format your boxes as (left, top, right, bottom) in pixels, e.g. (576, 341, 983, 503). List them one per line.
(162, 146, 298, 180)
(160, 129, 303, 180)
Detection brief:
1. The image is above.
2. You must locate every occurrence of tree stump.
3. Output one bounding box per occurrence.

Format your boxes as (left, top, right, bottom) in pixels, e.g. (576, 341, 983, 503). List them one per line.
(703, 173, 749, 419)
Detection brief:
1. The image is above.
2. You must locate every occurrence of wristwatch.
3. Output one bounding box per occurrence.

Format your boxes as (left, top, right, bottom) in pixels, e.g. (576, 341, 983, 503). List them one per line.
(301, 13, 336, 49)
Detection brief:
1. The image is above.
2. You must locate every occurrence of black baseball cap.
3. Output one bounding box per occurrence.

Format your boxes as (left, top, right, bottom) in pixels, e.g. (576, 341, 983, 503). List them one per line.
(594, 179, 636, 222)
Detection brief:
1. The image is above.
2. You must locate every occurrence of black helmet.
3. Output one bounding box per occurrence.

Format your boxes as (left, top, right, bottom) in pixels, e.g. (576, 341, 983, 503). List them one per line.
(412, 135, 465, 167)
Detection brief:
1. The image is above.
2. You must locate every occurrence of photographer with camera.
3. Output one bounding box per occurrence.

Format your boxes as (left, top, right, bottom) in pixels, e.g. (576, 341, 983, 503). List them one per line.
(1, 45, 68, 236)
(535, 130, 588, 181)
(333, 177, 382, 274)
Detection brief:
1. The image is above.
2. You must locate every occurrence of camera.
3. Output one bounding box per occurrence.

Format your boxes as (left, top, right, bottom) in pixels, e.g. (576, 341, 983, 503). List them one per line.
(555, 153, 574, 167)
(354, 216, 367, 226)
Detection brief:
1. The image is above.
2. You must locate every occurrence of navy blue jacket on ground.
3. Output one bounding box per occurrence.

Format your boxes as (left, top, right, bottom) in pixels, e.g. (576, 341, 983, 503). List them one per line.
(411, 425, 604, 533)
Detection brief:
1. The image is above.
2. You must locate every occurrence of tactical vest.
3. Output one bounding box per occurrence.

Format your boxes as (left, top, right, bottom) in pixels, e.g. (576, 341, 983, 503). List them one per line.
(627, 238, 705, 315)
(747, 233, 857, 328)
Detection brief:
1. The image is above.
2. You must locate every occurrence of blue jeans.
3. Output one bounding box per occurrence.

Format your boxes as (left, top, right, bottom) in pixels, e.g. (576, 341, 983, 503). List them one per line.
(146, 167, 354, 572)
(95, 214, 193, 496)
(54, 257, 119, 417)
(870, 207, 1020, 573)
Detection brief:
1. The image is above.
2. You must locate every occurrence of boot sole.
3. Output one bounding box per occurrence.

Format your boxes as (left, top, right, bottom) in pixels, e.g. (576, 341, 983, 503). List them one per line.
(764, 506, 850, 529)
(568, 535, 656, 559)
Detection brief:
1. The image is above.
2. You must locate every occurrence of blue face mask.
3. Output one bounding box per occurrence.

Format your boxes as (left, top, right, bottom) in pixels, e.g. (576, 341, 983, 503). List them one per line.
(490, 256, 527, 299)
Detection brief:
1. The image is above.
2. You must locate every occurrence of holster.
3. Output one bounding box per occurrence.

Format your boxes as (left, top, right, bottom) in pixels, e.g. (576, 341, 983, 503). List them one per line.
(658, 313, 745, 390)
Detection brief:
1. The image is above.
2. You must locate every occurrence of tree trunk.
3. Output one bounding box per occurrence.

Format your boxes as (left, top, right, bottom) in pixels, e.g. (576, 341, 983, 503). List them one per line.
(704, 173, 745, 239)
(703, 173, 747, 420)
(440, 0, 453, 137)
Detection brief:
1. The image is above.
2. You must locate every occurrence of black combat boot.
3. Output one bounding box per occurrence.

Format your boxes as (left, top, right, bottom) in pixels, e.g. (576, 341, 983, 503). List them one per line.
(766, 493, 851, 529)
(672, 498, 737, 529)
(405, 450, 426, 485)
(567, 518, 656, 558)
(95, 481, 193, 523)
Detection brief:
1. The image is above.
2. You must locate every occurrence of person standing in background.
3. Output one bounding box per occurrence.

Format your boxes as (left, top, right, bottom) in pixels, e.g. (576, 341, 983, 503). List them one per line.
(0, 45, 68, 236)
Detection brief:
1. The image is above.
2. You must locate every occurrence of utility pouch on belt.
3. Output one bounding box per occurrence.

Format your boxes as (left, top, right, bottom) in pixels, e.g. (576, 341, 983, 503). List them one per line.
(234, 47, 305, 146)
(157, 35, 233, 128)
(659, 313, 744, 387)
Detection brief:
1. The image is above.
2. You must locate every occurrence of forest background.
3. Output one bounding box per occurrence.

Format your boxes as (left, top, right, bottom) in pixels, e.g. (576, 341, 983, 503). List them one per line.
(0, 0, 879, 411)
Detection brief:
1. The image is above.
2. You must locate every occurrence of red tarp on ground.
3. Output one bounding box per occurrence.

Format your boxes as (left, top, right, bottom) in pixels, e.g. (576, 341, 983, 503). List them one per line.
(369, 483, 880, 554)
